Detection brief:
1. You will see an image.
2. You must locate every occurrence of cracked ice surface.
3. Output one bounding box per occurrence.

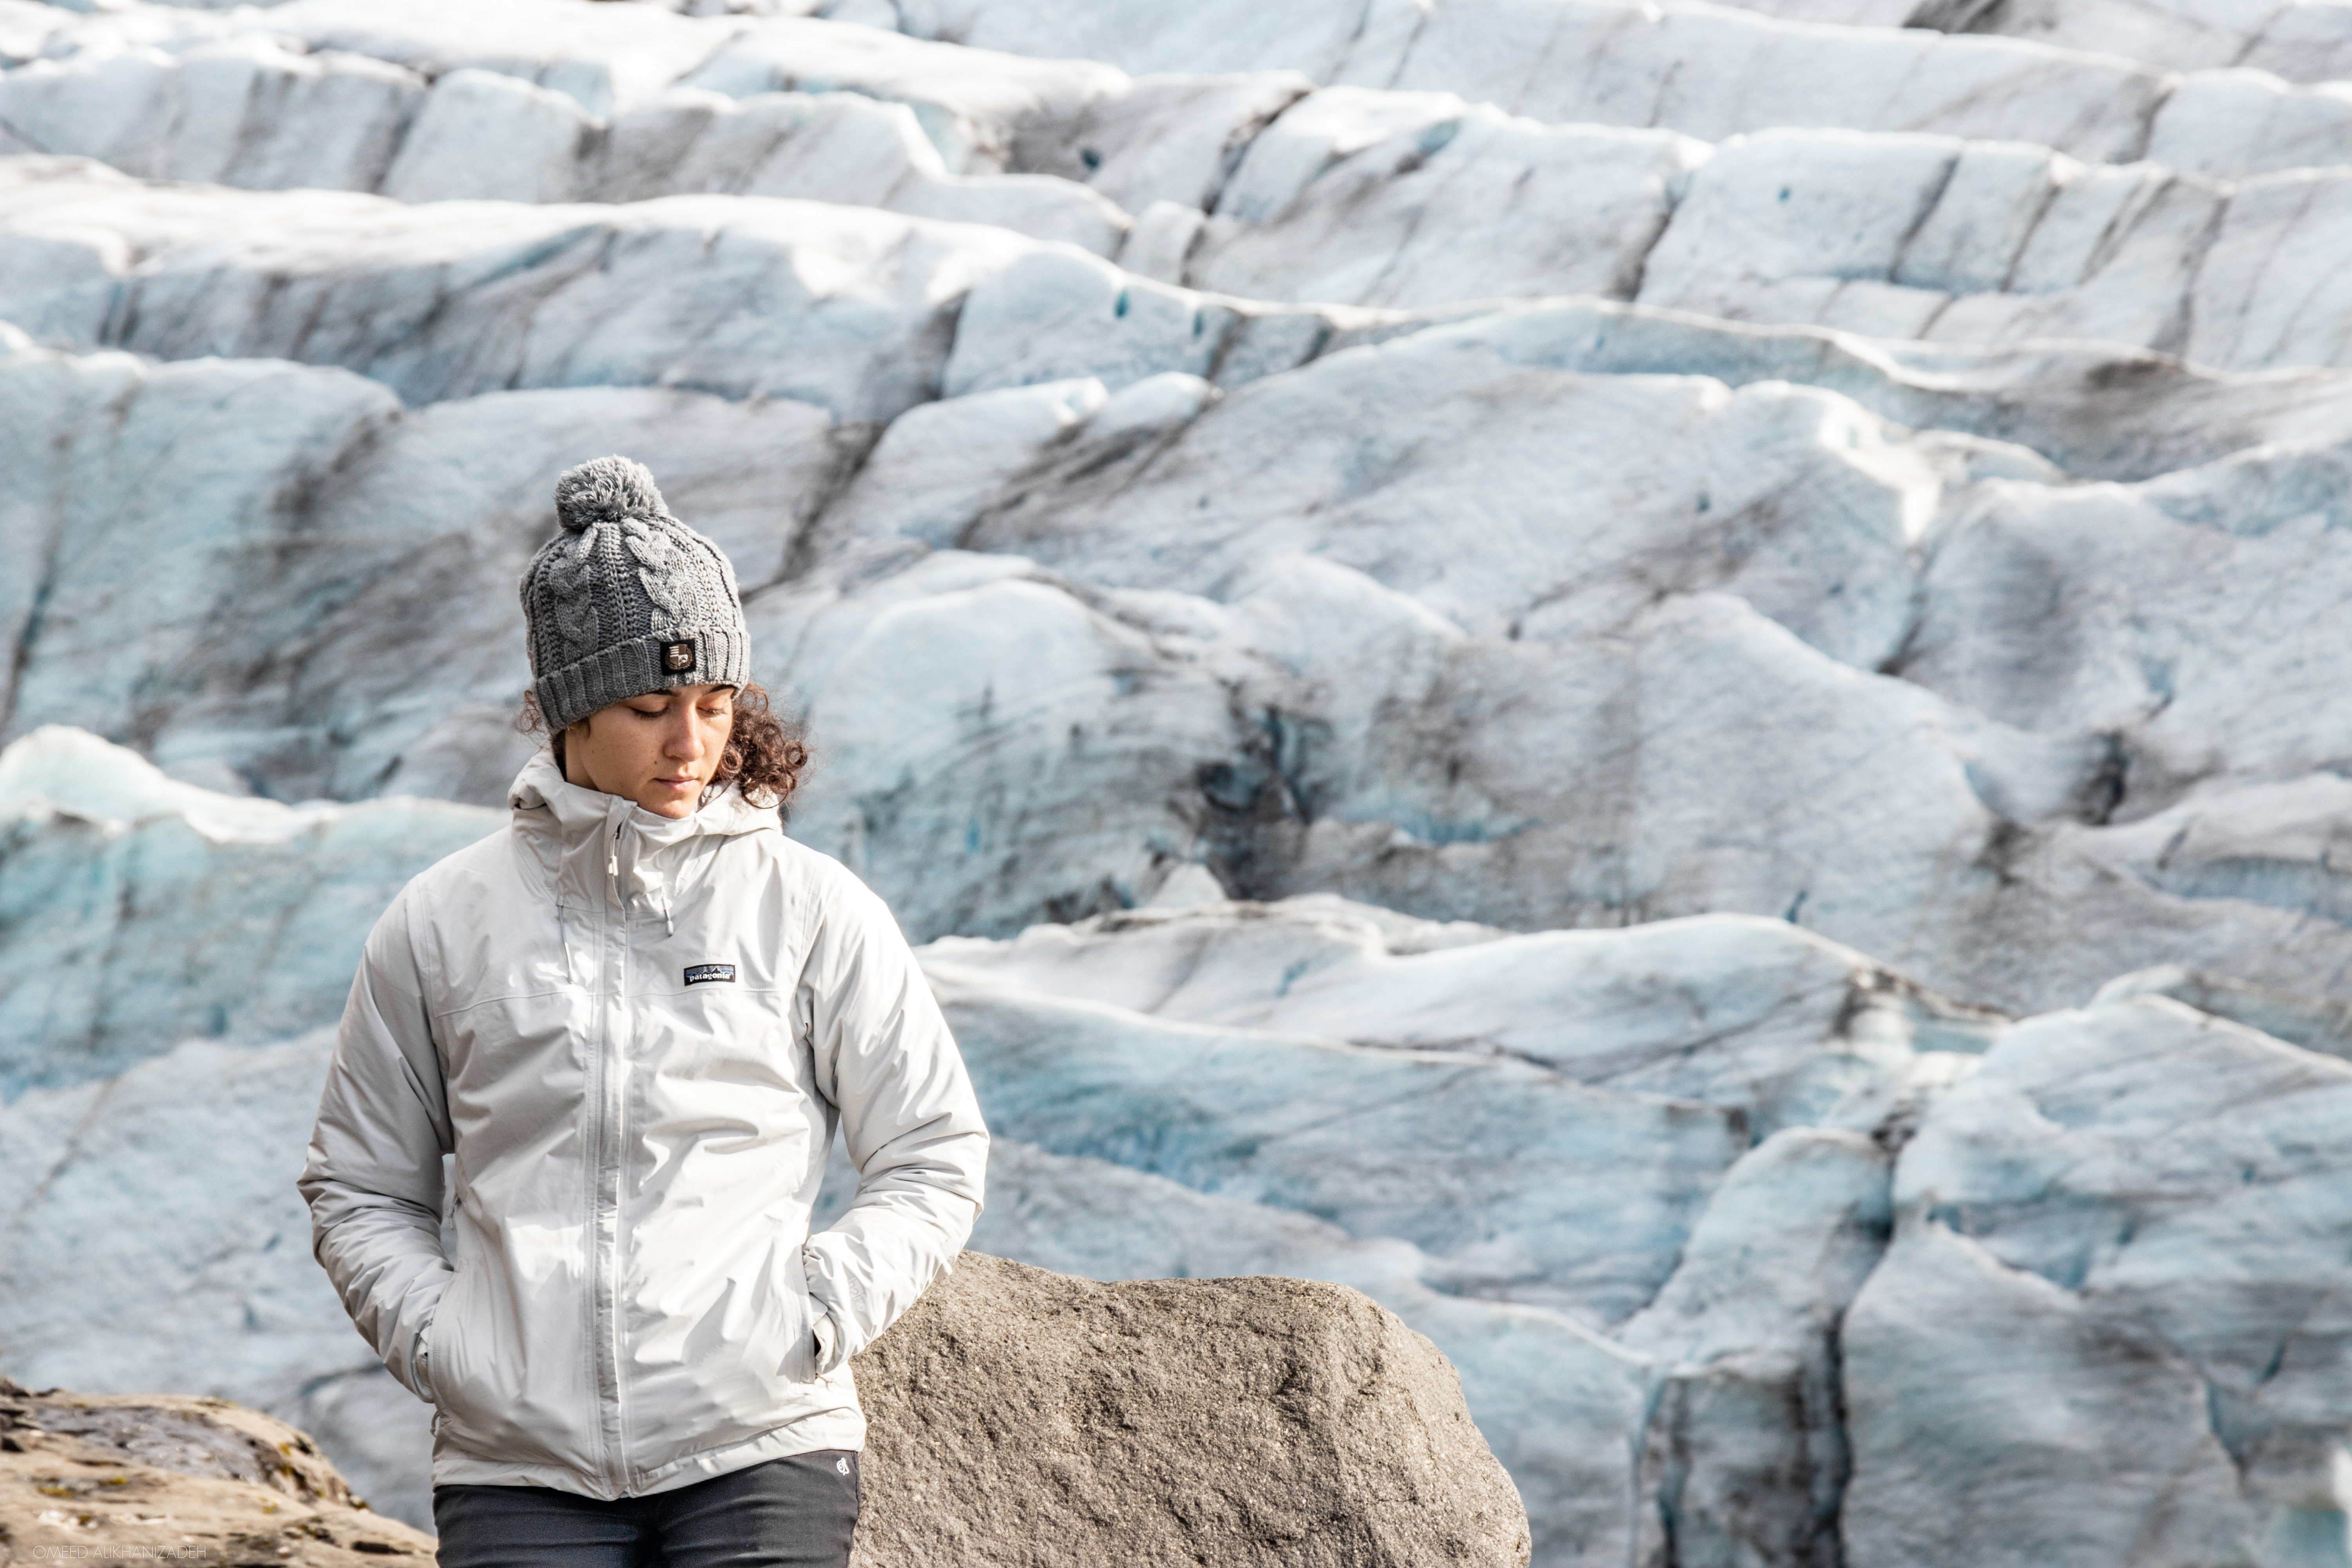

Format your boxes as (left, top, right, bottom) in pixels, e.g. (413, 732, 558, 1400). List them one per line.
(11, 740, 2349, 1562)
(1845, 995, 2352, 1566)
(8, 310, 2350, 1006)
(4, 0, 2352, 1560)
(22, 121, 2352, 369)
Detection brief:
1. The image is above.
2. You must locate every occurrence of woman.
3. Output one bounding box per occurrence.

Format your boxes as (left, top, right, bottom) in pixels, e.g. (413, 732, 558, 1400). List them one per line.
(300, 456, 988, 1567)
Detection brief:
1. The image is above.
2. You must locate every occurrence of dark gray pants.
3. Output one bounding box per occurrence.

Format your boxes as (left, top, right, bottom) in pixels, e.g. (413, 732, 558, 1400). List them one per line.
(432, 1452, 859, 1568)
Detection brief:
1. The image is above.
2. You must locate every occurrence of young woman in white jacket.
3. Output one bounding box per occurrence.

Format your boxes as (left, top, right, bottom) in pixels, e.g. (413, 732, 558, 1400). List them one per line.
(300, 457, 989, 1566)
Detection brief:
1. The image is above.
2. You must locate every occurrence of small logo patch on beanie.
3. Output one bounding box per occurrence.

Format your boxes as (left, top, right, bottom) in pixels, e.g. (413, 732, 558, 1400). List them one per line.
(663, 639, 697, 674)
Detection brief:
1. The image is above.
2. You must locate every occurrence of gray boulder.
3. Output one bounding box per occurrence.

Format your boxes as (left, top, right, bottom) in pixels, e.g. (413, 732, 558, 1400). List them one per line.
(851, 1251, 1532, 1567)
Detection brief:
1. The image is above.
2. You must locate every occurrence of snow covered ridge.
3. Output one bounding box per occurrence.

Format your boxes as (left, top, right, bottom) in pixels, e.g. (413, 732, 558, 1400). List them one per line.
(895, 0, 2352, 88)
(17, 59, 2352, 363)
(16, 0, 2352, 184)
(13, 2, 2352, 358)
(7, 728, 2352, 1563)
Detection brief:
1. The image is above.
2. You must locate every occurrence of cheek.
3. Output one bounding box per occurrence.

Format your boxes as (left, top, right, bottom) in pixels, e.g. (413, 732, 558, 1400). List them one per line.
(603, 724, 666, 774)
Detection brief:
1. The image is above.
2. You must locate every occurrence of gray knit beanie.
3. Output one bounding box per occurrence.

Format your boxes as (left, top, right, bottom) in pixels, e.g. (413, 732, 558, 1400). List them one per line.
(520, 456, 751, 733)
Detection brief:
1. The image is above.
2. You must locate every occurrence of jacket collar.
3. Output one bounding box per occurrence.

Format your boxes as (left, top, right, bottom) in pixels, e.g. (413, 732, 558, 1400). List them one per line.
(508, 750, 777, 917)
(507, 749, 776, 846)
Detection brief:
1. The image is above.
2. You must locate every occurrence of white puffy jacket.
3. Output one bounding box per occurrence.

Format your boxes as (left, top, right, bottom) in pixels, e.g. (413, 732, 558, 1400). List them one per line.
(298, 752, 988, 1498)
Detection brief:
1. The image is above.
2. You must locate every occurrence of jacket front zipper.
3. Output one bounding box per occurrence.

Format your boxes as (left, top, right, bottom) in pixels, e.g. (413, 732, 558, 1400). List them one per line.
(612, 818, 637, 1492)
(590, 814, 629, 1495)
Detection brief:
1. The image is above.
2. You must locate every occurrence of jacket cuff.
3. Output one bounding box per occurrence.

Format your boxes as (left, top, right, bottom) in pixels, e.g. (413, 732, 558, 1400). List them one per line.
(407, 1325, 438, 1405)
(811, 1310, 847, 1376)
(801, 1242, 869, 1363)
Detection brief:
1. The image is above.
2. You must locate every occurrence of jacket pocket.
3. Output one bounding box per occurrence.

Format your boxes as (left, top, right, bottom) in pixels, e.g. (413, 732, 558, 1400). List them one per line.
(776, 1241, 816, 1387)
(419, 1268, 483, 1439)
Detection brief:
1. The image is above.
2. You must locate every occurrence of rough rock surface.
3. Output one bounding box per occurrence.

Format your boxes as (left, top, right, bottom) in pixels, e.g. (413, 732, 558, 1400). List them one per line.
(0, 1380, 434, 1564)
(849, 1252, 1531, 1568)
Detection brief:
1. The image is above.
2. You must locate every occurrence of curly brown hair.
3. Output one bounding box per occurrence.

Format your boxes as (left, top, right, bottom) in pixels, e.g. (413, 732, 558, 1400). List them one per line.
(517, 682, 809, 810)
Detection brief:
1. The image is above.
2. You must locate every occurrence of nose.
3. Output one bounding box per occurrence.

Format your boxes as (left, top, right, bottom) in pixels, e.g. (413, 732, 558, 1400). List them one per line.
(665, 706, 703, 761)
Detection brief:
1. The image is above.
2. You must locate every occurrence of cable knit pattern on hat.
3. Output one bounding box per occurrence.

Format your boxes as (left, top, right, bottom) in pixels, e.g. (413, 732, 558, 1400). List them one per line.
(520, 456, 751, 732)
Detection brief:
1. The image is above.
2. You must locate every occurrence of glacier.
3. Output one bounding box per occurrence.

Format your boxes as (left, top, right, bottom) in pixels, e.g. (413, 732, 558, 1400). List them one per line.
(2, 0, 2350, 1562)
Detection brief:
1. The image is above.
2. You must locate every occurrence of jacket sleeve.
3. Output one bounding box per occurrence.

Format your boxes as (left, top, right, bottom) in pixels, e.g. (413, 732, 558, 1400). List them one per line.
(296, 893, 456, 1403)
(798, 865, 989, 1368)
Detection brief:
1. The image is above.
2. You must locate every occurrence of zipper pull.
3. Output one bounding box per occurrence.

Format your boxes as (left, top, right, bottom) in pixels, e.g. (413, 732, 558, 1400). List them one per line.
(608, 820, 621, 880)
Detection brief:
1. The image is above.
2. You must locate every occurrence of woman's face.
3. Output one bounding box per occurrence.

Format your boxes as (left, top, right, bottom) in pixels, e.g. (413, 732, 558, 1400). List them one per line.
(563, 684, 736, 818)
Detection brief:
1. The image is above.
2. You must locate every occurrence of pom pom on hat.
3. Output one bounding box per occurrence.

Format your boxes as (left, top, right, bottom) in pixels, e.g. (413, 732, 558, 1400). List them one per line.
(554, 455, 668, 533)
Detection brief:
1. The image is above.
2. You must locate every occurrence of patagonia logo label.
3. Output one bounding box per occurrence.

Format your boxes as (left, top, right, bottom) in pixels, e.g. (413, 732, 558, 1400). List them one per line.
(683, 963, 737, 986)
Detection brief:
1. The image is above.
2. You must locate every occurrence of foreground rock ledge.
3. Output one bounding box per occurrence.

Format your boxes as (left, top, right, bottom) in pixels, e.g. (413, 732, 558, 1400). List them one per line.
(0, 1254, 1526, 1567)
(851, 1252, 1532, 1568)
(0, 1380, 433, 1564)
